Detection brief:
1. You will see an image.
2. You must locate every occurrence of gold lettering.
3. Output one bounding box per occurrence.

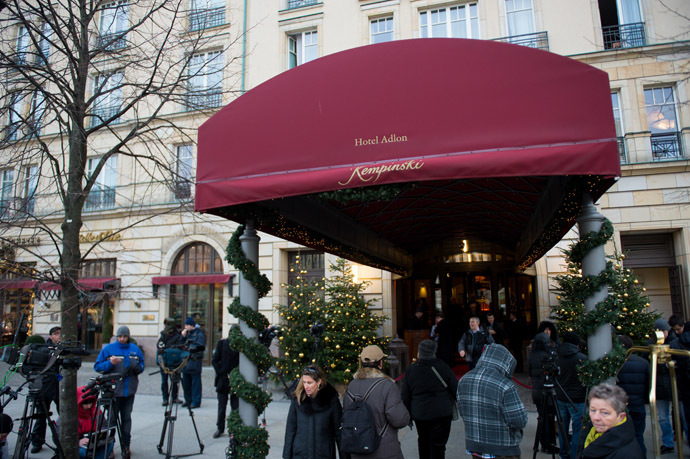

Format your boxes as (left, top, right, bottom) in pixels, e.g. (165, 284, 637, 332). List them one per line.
(79, 230, 122, 243)
(338, 159, 424, 186)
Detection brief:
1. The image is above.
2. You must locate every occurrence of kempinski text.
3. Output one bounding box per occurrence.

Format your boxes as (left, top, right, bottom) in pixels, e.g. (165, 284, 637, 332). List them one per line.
(338, 159, 424, 185)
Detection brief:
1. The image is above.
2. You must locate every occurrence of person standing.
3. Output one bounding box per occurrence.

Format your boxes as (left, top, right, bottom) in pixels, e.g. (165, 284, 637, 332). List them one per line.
(181, 317, 205, 408)
(616, 335, 649, 456)
(30, 326, 61, 454)
(157, 318, 182, 406)
(343, 345, 410, 459)
(457, 344, 528, 458)
(282, 364, 342, 459)
(94, 326, 144, 459)
(528, 332, 558, 454)
(212, 326, 240, 438)
(401, 340, 457, 459)
(648, 318, 677, 454)
(505, 311, 525, 373)
(555, 332, 588, 459)
(485, 312, 506, 345)
(431, 314, 456, 368)
(457, 317, 494, 369)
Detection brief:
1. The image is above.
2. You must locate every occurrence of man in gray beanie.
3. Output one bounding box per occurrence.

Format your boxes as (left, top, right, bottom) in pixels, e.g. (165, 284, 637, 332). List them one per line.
(401, 340, 457, 459)
(94, 325, 144, 459)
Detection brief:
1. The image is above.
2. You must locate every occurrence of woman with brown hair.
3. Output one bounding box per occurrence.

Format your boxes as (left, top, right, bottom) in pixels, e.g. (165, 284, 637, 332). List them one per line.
(283, 364, 343, 459)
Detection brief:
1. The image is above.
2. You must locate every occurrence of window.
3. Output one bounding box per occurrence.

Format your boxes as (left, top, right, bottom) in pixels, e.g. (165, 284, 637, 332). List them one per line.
(186, 51, 223, 110)
(98, 1, 129, 50)
(189, 0, 225, 31)
(175, 144, 194, 199)
(21, 166, 38, 214)
(599, 0, 645, 49)
(0, 169, 14, 216)
(645, 86, 682, 160)
(287, 0, 318, 9)
(29, 90, 46, 136)
(287, 251, 325, 300)
(15, 25, 29, 65)
(288, 30, 318, 69)
(506, 0, 534, 36)
(85, 156, 117, 210)
(91, 72, 123, 126)
(370, 17, 394, 44)
(420, 4, 479, 39)
(37, 22, 52, 66)
(5, 92, 26, 141)
(611, 92, 626, 163)
(80, 258, 117, 278)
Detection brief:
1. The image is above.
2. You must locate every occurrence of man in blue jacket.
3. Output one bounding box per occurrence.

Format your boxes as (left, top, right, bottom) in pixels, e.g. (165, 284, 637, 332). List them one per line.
(94, 326, 144, 459)
(181, 317, 206, 409)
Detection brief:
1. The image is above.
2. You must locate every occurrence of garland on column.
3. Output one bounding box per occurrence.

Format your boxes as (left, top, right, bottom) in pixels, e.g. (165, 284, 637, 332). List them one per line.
(225, 224, 273, 459)
(551, 218, 658, 387)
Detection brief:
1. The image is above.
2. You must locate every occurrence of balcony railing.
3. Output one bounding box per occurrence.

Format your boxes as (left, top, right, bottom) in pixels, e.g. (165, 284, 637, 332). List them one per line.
(602, 22, 645, 50)
(84, 186, 116, 211)
(174, 181, 191, 200)
(651, 132, 683, 161)
(493, 31, 549, 51)
(90, 105, 121, 127)
(4, 123, 20, 141)
(618, 137, 627, 164)
(287, 0, 318, 9)
(188, 7, 225, 31)
(96, 32, 127, 50)
(185, 90, 222, 111)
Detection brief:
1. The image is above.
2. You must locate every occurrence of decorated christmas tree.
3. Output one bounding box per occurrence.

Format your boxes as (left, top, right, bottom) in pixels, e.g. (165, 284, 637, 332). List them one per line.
(550, 219, 659, 385)
(276, 257, 389, 384)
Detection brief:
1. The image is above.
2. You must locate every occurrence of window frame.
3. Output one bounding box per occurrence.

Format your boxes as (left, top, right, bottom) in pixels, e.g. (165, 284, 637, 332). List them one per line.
(175, 143, 194, 199)
(644, 85, 682, 161)
(91, 71, 124, 126)
(370, 16, 394, 44)
(287, 30, 318, 69)
(419, 3, 479, 39)
(98, 0, 129, 50)
(0, 169, 15, 216)
(189, 0, 226, 31)
(85, 155, 118, 210)
(505, 0, 535, 37)
(186, 50, 224, 110)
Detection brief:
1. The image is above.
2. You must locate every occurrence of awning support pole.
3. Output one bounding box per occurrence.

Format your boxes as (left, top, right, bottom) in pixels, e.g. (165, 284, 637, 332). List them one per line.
(577, 194, 612, 368)
(238, 218, 259, 426)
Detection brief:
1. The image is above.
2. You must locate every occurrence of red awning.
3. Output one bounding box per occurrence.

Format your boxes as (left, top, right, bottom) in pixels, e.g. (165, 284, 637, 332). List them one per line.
(151, 274, 231, 285)
(0, 280, 37, 289)
(38, 277, 120, 291)
(196, 38, 619, 212)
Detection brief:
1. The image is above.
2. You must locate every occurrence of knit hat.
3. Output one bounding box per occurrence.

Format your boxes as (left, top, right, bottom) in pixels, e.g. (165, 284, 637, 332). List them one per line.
(360, 345, 386, 364)
(418, 340, 437, 360)
(49, 326, 61, 336)
(116, 326, 130, 337)
(562, 331, 581, 346)
(654, 319, 671, 331)
(0, 414, 12, 434)
(617, 335, 634, 349)
(185, 317, 196, 326)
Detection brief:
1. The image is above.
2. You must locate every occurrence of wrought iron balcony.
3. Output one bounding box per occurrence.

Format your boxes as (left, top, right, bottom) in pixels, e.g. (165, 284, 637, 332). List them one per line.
(651, 132, 683, 161)
(174, 181, 191, 200)
(602, 23, 645, 50)
(185, 90, 222, 111)
(287, 0, 318, 9)
(188, 7, 225, 31)
(90, 105, 121, 127)
(618, 137, 627, 164)
(493, 31, 549, 51)
(84, 186, 116, 211)
(96, 32, 127, 51)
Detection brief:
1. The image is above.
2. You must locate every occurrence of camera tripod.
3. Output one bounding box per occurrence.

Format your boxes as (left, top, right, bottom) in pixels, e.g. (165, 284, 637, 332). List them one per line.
(12, 376, 64, 459)
(532, 377, 574, 459)
(83, 379, 122, 459)
(157, 369, 204, 458)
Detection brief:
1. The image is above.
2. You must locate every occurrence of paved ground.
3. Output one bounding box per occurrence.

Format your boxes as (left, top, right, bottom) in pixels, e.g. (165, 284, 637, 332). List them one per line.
(0, 361, 686, 458)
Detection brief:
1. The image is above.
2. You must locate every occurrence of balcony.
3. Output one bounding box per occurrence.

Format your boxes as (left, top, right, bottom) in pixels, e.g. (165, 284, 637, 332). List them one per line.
(602, 23, 645, 50)
(185, 90, 222, 111)
(173, 181, 191, 200)
(188, 7, 225, 31)
(651, 132, 683, 161)
(96, 32, 127, 51)
(90, 105, 121, 128)
(287, 0, 318, 9)
(84, 186, 116, 211)
(618, 137, 627, 164)
(493, 31, 549, 52)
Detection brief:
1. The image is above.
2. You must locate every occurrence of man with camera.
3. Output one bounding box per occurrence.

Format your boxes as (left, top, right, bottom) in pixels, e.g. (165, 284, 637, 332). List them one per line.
(30, 326, 61, 454)
(94, 326, 144, 459)
(555, 331, 587, 459)
(181, 317, 205, 409)
(157, 318, 182, 406)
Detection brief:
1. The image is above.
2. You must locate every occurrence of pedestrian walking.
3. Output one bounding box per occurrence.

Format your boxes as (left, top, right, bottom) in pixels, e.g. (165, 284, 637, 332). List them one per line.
(457, 316, 494, 369)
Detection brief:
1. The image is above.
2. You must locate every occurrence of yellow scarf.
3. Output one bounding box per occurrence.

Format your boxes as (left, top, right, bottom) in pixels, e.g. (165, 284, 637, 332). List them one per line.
(584, 416, 627, 449)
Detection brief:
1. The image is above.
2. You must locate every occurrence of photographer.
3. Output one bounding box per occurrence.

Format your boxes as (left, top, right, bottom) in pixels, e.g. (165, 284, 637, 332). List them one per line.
(157, 318, 182, 406)
(30, 326, 61, 454)
(528, 332, 558, 453)
(77, 386, 114, 459)
(555, 331, 587, 459)
(94, 326, 144, 459)
(181, 317, 205, 409)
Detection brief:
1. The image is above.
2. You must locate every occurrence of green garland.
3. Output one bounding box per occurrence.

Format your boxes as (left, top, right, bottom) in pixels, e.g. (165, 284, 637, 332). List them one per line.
(568, 219, 614, 265)
(316, 183, 414, 204)
(225, 225, 273, 458)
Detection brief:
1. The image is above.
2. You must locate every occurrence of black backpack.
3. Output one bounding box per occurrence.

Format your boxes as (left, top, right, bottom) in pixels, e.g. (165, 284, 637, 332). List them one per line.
(341, 379, 388, 455)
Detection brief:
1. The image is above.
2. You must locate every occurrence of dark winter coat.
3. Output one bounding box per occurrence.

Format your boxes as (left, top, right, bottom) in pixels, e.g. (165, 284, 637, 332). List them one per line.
(556, 342, 587, 403)
(458, 328, 494, 364)
(94, 340, 145, 398)
(434, 319, 457, 367)
(578, 417, 644, 459)
(212, 338, 239, 394)
(283, 383, 342, 459)
(401, 357, 457, 421)
(181, 327, 205, 374)
(157, 327, 182, 356)
(343, 368, 410, 459)
(670, 330, 690, 401)
(457, 344, 528, 457)
(528, 333, 551, 403)
(616, 354, 649, 406)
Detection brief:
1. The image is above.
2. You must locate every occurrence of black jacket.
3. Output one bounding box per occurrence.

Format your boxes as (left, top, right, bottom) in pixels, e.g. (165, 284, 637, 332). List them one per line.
(579, 417, 644, 459)
(181, 327, 205, 374)
(458, 328, 494, 364)
(615, 354, 649, 406)
(670, 329, 690, 401)
(528, 333, 551, 402)
(212, 338, 239, 394)
(283, 383, 342, 459)
(401, 357, 457, 421)
(556, 342, 587, 403)
(434, 319, 457, 367)
(157, 327, 182, 356)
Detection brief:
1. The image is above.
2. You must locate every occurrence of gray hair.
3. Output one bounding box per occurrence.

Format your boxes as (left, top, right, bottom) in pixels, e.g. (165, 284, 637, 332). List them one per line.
(588, 383, 628, 414)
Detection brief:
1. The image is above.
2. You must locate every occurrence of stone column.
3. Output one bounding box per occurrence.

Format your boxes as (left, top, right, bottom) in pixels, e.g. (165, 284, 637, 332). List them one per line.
(577, 194, 611, 362)
(238, 219, 259, 426)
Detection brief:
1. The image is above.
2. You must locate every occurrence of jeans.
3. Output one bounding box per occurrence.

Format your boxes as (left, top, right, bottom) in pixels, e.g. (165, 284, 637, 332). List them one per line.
(628, 403, 646, 456)
(216, 391, 239, 431)
(557, 400, 585, 459)
(183, 372, 202, 406)
(79, 441, 114, 459)
(658, 399, 675, 447)
(113, 395, 135, 448)
(415, 416, 452, 459)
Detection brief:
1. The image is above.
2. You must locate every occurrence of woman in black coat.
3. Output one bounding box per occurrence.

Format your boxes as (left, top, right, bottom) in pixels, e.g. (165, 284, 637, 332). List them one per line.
(401, 340, 457, 459)
(283, 364, 342, 459)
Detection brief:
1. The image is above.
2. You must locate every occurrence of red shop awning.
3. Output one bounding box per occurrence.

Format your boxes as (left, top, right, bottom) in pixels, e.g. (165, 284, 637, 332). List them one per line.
(0, 280, 37, 289)
(151, 274, 232, 285)
(39, 277, 120, 291)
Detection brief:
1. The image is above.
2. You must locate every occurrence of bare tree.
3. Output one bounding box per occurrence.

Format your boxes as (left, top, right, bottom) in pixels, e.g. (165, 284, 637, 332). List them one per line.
(0, 0, 241, 455)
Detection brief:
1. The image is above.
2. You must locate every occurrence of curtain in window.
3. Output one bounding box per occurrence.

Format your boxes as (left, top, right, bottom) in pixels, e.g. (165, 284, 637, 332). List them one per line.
(506, 0, 534, 36)
(618, 0, 642, 24)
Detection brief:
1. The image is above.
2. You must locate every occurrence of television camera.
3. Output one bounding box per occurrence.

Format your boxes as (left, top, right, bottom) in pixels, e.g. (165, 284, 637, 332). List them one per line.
(259, 325, 281, 347)
(540, 348, 560, 383)
(2, 340, 89, 376)
(310, 322, 325, 338)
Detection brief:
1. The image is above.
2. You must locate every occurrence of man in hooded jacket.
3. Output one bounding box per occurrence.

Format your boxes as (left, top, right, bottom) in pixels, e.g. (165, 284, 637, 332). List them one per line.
(457, 344, 527, 458)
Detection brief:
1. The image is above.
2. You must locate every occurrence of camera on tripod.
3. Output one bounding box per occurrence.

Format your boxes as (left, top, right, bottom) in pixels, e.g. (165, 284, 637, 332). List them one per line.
(259, 326, 281, 347)
(2, 340, 88, 376)
(81, 373, 123, 397)
(540, 348, 560, 383)
(310, 322, 325, 338)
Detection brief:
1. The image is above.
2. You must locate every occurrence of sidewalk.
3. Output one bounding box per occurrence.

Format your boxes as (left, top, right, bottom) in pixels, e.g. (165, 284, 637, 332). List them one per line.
(0, 362, 684, 458)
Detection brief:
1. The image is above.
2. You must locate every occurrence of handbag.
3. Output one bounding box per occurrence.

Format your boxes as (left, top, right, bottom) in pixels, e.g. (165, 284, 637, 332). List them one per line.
(430, 366, 459, 421)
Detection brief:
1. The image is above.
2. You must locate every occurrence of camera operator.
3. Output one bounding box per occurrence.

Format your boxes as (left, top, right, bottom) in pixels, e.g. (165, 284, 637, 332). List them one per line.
(528, 332, 558, 453)
(30, 326, 61, 454)
(94, 326, 144, 459)
(181, 317, 205, 409)
(157, 318, 182, 406)
(212, 324, 239, 438)
(555, 331, 587, 459)
(77, 386, 114, 459)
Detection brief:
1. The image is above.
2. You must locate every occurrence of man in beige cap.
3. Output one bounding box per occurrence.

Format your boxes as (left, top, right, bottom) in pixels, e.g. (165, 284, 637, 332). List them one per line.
(342, 345, 410, 458)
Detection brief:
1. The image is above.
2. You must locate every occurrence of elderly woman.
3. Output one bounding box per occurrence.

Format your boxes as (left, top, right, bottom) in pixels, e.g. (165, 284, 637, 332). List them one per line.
(579, 383, 643, 459)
